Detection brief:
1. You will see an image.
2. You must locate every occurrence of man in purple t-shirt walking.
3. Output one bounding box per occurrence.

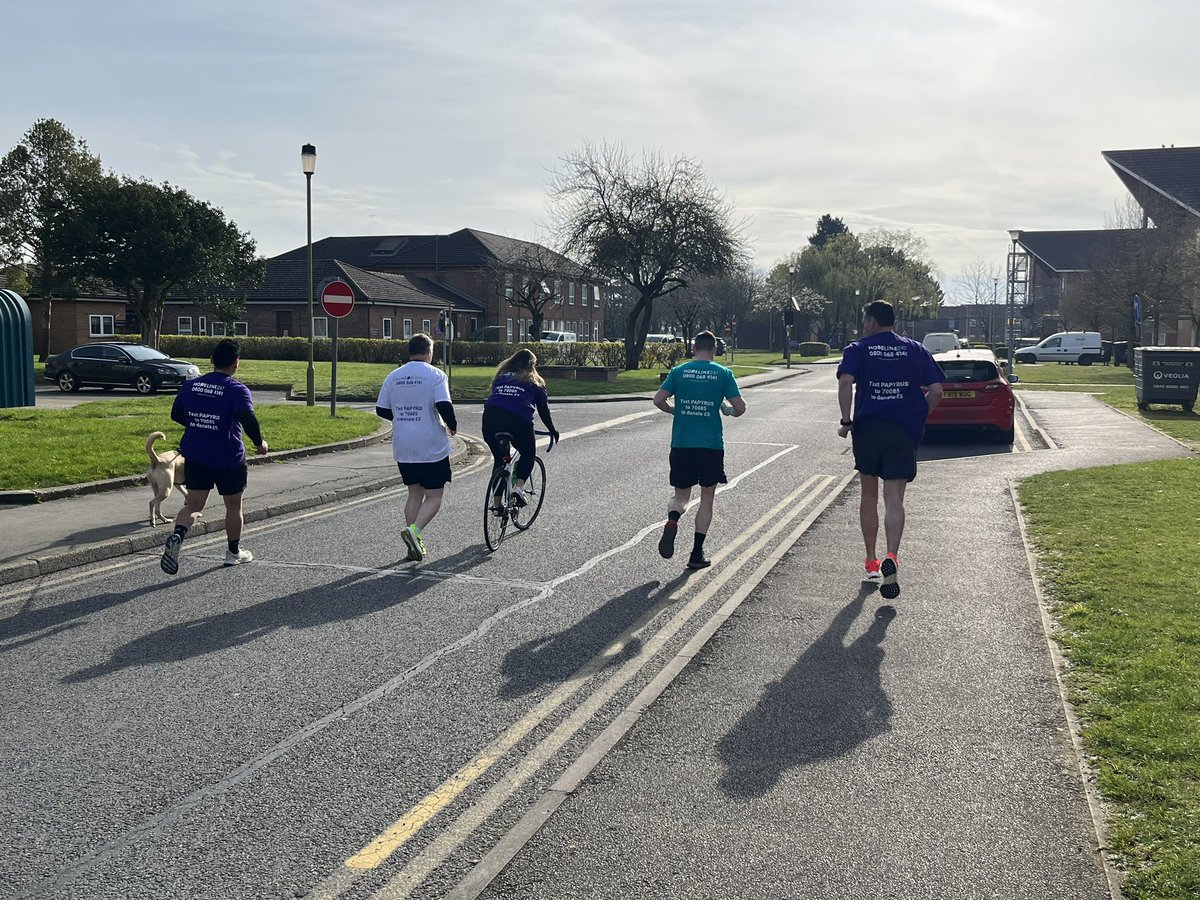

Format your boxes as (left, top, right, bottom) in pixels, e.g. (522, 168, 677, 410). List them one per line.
(160, 339, 269, 575)
(837, 301, 945, 599)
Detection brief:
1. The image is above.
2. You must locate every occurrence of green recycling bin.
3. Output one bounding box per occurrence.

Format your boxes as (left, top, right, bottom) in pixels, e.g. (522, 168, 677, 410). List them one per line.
(0, 289, 36, 408)
(1134, 346, 1200, 412)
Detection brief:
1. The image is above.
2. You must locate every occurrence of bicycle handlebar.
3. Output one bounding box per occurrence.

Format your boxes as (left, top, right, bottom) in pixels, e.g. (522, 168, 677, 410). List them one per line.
(534, 429, 557, 452)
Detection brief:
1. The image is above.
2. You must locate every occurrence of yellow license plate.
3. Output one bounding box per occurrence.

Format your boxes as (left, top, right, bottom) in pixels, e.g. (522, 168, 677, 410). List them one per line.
(944, 390, 976, 398)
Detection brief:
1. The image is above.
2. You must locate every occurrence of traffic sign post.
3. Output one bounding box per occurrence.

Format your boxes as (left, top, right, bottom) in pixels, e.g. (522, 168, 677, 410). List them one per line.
(321, 281, 355, 417)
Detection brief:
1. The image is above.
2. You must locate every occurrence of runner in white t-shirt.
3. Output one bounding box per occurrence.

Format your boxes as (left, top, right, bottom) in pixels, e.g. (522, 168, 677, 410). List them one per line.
(376, 333, 458, 562)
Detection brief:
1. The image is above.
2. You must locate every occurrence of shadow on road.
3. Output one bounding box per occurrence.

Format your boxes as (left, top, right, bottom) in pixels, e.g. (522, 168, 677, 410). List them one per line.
(498, 573, 689, 699)
(717, 586, 896, 800)
(58, 545, 490, 683)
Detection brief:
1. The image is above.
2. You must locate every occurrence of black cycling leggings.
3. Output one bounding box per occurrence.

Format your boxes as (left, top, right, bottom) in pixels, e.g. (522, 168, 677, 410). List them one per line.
(482, 406, 537, 482)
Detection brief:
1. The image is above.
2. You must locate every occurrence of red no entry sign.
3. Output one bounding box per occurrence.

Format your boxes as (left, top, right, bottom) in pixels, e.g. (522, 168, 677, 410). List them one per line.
(321, 280, 355, 318)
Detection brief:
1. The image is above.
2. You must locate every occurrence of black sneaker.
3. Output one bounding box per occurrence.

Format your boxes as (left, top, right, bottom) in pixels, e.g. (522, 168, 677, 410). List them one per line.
(686, 551, 711, 570)
(160, 533, 182, 575)
(880, 555, 900, 600)
(658, 522, 678, 559)
(509, 492, 527, 509)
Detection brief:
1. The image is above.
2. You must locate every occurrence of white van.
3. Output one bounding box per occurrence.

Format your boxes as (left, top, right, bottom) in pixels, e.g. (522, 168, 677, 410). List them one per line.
(644, 333, 682, 343)
(922, 332, 961, 355)
(1013, 331, 1102, 366)
(539, 330, 577, 343)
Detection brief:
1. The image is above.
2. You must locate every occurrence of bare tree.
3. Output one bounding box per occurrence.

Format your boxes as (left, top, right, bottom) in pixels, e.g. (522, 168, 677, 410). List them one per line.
(953, 256, 1003, 342)
(486, 239, 581, 340)
(663, 278, 713, 340)
(549, 142, 746, 369)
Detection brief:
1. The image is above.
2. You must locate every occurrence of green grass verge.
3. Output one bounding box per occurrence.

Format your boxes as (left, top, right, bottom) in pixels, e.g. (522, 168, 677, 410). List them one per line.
(0, 399, 378, 491)
(1019, 458, 1200, 899)
(1012, 362, 1135, 385)
(193, 358, 795, 402)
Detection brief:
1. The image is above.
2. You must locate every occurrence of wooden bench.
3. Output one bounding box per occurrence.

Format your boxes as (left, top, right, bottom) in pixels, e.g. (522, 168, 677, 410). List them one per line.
(539, 365, 577, 380)
(541, 366, 620, 383)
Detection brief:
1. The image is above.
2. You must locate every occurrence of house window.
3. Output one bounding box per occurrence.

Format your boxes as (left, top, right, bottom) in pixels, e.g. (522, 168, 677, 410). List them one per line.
(89, 315, 114, 337)
(313, 317, 328, 338)
(553, 279, 562, 304)
(506, 318, 514, 342)
(198, 316, 207, 336)
(569, 282, 576, 305)
(519, 319, 527, 341)
(422, 319, 431, 334)
(403, 318, 413, 339)
(234, 322, 248, 336)
(470, 317, 479, 336)
(505, 274, 514, 300)
(581, 283, 588, 307)
(211, 322, 228, 336)
(593, 285, 601, 307)
(382, 317, 393, 340)
(177, 317, 193, 335)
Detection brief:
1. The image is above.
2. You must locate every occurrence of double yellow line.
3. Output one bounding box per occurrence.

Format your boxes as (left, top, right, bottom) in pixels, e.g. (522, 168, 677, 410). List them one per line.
(309, 472, 850, 900)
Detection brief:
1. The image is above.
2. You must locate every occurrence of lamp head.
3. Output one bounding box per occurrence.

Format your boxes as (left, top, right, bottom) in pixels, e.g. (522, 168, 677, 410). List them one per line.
(301, 143, 317, 175)
(1007, 228, 1021, 243)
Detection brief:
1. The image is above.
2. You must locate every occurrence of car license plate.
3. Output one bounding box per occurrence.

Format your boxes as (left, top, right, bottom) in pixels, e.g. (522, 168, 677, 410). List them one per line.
(944, 390, 975, 399)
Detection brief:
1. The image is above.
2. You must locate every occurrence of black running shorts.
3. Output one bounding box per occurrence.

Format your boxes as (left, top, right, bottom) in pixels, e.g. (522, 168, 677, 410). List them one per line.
(184, 460, 249, 496)
(851, 417, 917, 482)
(397, 457, 452, 490)
(669, 447, 727, 489)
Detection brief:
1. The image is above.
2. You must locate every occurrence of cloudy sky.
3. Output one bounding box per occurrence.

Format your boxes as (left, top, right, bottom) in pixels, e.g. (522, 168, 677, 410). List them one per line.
(5, 0, 1198, 298)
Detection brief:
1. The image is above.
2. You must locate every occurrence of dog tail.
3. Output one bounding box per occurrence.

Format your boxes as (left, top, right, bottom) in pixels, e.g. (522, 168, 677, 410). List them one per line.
(146, 431, 168, 464)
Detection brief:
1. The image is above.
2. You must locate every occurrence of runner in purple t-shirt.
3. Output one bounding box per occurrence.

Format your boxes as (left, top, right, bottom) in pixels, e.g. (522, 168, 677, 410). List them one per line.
(836, 300, 945, 599)
(160, 339, 269, 575)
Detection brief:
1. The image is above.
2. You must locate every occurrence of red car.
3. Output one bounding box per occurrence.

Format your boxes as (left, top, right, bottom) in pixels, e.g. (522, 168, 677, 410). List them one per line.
(925, 348, 1017, 444)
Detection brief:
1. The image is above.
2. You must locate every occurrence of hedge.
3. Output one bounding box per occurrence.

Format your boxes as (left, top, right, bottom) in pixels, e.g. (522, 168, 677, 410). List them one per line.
(155, 335, 686, 370)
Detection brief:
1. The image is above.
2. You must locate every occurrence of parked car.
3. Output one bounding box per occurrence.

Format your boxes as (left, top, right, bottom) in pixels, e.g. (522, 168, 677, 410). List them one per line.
(922, 332, 962, 355)
(644, 333, 682, 344)
(1013, 331, 1103, 366)
(925, 348, 1018, 444)
(44, 342, 201, 394)
(538, 330, 577, 343)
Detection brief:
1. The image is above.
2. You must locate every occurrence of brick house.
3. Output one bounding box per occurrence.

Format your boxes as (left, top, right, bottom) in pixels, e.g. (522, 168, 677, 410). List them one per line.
(163, 228, 606, 343)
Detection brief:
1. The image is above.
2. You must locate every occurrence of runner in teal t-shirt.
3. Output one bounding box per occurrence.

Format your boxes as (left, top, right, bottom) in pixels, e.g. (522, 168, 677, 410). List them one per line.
(652, 331, 746, 570)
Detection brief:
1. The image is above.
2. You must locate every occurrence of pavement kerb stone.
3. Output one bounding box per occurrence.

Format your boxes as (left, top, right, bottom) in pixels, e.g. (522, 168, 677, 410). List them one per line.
(0, 434, 481, 587)
(0, 420, 395, 506)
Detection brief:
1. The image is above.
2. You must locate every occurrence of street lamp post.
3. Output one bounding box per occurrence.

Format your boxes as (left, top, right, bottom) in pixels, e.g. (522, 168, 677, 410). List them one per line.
(1007, 229, 1021, 366)
(786, 264, 795, 368)
(991, 277, 998, 348)
(302, 143, 317, 407)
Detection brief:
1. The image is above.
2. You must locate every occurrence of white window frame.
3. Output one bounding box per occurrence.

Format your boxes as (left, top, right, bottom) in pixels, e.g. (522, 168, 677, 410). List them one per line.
(569, 282, 576, 305)
(422, 318, 431, 334)
(234, 321, 248, 336)
(198, 316, 207, 336)
(519, 319, 527, 341)
(382, 317, 393, 340)
(88, 314, 114, 337)
(177, 316, 193, 335)
(593, 285, 601, 307)
(506, 317, 514, 342)
(211, 322, 228, 336)
(313, 317, 328, 338)
(403, 318, 413, 339)
(505, 274, 514, 300)
(470, 317, 479, 336)
(581, 284, 588, 307)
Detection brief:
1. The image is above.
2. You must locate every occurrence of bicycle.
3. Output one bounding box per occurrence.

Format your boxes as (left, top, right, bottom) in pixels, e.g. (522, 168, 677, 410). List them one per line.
(483, 430, 555, 551)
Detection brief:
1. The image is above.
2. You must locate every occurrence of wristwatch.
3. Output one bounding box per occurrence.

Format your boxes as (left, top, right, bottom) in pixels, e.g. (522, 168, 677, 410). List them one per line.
(840, 419, 853, 427)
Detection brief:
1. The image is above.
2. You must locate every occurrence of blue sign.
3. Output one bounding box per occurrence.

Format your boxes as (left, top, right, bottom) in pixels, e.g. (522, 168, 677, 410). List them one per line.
(1133, 293, 1142, 324)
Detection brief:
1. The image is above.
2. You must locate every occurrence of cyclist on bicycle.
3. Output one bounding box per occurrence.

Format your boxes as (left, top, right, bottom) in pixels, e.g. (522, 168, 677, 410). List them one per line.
(482, 348, 560, 508)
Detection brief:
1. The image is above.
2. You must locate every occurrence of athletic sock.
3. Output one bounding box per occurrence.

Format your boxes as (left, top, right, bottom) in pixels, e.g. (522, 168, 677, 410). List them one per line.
(410, 524, 422, 536)
(228, 540, 239, 554)
(667, 510, 681, 523)
(693, 532, 706, 553)
(173, 525, 189, 542)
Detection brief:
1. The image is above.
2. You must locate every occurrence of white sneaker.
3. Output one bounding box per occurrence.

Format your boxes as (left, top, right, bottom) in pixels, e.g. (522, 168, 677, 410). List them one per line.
(224, 548, 253, 566)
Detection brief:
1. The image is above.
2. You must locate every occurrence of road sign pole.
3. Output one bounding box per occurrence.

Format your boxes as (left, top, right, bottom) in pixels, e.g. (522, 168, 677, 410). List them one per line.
(330, 316, 339, 417)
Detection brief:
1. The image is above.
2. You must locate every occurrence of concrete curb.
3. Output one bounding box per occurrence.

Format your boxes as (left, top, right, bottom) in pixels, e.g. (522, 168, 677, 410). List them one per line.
(0, 422, 394, 506)
(0, 436, 482, 587)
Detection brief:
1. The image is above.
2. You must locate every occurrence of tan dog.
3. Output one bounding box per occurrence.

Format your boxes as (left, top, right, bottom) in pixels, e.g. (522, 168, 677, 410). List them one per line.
(145, 431, 188, 526)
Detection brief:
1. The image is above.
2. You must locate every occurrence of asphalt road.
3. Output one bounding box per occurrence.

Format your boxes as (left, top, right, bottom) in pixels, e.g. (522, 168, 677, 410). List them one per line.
(1, 375, 1186, 899)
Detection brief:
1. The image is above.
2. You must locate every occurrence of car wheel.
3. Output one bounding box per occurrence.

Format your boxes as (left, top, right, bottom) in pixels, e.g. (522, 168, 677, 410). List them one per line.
(996, 427, 1015, 445)
(58, 371, 80, 393)
(134, 373, 158, 395)
(1078, 355, 1094, 366)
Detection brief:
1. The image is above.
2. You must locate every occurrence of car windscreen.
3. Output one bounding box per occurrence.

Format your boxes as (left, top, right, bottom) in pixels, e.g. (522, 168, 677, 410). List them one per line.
(940, 360, 999, 383)
(121, 346, 172, 361)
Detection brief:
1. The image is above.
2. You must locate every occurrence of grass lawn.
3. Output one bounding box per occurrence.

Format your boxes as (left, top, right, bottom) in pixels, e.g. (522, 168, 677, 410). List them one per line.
(0, 399, 378, 491)
(1019, 458, 1200, 899)
(185, 358, 797, 402)
(1012, 362, 1135, 386)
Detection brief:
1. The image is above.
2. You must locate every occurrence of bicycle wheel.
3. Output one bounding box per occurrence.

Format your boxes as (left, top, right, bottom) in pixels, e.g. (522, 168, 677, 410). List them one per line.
(484, 470, 510, 551)
(512, 455, 547, 531)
